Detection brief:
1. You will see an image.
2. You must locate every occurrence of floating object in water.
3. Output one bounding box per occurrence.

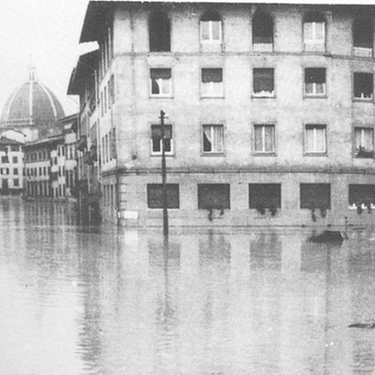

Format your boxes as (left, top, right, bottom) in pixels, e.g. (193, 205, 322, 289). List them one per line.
(348, 323, 375, 329)
(308, 230, 345, 243)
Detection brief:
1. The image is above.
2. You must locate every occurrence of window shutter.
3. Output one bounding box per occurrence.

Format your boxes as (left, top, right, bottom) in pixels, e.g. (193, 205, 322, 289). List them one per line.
(253, 69, 274, 92)
(202, 69, 223, 83)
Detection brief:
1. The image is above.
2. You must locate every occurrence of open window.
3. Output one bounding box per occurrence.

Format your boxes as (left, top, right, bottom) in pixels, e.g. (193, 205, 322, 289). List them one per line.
(149, 11, 171, 52)
(254, 124, 275, 154)
(354, 127, 374, 158)
(253, 68, 274, 97)
(303, 12, 325, 50)
(305, 124, 327, 154)
(249, 184, 281, 213)
(354, 73, 373, 100)
(151, 124, 173, 155)
(200, 11, 222, 43)
(252, 11, 273, 51)
(150, 68, 172, 97)
(198, 184, 230, 209)
(201, 68, 223, 97)
(300, 183, 331, 210)
(305, 68, 326, 96)
(202, 125, 224, 154)
(353, 18, 373, 57)
(349, 184, 375, 210)
(147, 184, 179, 209)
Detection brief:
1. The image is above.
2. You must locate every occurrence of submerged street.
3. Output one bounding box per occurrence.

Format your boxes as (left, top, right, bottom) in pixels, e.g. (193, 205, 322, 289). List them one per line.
(0, 198, 375, 374)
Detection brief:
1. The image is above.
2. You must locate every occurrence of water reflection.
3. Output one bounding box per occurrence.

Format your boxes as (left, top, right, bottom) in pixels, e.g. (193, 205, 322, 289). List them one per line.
(0, 198, 375, 373)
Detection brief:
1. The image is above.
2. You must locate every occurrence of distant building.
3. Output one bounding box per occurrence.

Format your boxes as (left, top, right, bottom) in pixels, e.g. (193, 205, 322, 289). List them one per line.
(70, 1, 375, 227)
(0, 137, 24, 195)
(0, 64, 65, 142)
(23, 114, 78, 200)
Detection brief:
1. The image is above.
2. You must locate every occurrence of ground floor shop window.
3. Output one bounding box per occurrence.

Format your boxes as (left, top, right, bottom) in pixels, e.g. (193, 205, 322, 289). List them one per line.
(349, 184, 375, 211)
(300, 183, 331, 210)
(198, 184, 230, 209)
(147, 184, 179, 209)
(249, 184, 281, 214)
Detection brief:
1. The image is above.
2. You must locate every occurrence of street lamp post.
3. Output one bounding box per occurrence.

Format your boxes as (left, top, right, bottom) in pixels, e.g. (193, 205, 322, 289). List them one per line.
(160, 110, 169, 236)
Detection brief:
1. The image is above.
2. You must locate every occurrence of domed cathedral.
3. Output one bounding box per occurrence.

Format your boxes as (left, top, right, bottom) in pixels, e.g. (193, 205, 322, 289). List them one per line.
(0, 64, 65, 141)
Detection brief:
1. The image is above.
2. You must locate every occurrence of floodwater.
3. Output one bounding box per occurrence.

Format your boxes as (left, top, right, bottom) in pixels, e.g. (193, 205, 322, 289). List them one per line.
(1, 198, 375, 374)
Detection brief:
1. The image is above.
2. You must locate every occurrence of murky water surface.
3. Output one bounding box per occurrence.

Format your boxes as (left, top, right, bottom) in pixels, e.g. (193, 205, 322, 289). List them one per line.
(1, 198, 375, 374)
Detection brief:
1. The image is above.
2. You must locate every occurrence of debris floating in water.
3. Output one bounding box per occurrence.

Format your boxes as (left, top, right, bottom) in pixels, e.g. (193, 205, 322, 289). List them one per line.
(308, 231, 345, 243)
(348, 323, 375, 329)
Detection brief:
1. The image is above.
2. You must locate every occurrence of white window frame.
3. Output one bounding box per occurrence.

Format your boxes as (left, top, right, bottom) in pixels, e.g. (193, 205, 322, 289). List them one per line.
(150, 125, 174, 156)
(201, 68, 224, 98)
(305, 125, 327, 154)
(354, 127, 374, 157)
(253, 124, 275, 154)
(202, 125, 224, 154)
(150, 69, 172, 97)
(200, 20, 222, 43)
(252, 68, 275, 98)
(304, 21, 325, 44)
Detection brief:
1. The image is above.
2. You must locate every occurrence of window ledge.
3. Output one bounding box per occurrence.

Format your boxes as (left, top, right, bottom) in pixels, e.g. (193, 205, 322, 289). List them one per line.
(253, 152, 276, 157)
(200, 96, 224, 99)
(252, 94, 276, 99)
(150, 154, 175, 157)
(149, 95, 174, 99)
(201, 152, 225, 157)
(304, 153, 328, 157)
(349, 204, 375, 210)
(304, 95, 327, 99)
(353, 98, 374, 103)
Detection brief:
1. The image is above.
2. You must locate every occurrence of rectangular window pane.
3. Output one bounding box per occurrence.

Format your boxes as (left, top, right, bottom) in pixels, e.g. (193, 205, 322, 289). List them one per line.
(147, 184, 179, 209)
(211, 21, 221, 40)
(201, 21, 210, 40)
(349, 185, 375, 206)
(202, 68, 222, 83)
(249, 184, 281, 209)
(203, 125, 224, 153)
(355, 128, 374, 157)
(253, 68, 274, 95)
(150, 69, 171, 96)
(354, 73, 374, 99)
(300, 184, 331, 209)
(305, 125, 326, 153)
(198, 184, 230, 209)
(254, 125, 275, 153)
(151, 125, 173, 154)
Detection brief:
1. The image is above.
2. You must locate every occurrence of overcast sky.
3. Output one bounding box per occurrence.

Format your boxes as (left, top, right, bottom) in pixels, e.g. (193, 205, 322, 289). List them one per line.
(1, 0, 375, 118)
(0, 0, 89, 116)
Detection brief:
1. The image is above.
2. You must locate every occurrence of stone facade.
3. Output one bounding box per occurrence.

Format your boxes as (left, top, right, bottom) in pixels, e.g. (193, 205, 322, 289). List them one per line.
(72, 1, 375, 227)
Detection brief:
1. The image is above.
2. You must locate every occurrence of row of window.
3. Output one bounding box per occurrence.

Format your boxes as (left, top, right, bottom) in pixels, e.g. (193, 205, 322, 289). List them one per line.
(148, 67, 374, 100)
(1, 156, 19, 164)
(100, 74, 115, 117)
(26, 181, 67, 198)
(151, 124, 374, 157)
(147, 9, 373, 53)
(25, 145, 76, 163)
(146, 183, 375, 211)
(0, 168, 19, 176)
(102, 128, 117, 164)
(1, 178, 19, 188)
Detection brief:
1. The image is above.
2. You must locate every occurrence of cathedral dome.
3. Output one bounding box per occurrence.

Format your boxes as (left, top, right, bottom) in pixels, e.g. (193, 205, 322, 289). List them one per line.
(0, 65, 65, 140)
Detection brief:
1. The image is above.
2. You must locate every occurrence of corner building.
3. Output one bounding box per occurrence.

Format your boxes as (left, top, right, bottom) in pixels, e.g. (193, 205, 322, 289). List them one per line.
(73, 1, 375, 227)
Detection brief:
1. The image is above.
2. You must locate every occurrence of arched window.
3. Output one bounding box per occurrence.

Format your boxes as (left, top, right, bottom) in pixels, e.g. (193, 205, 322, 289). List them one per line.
(252, 11, 273, 46)
(149, 11, 171, 52)
(353, 18, 373, 50)
(200, 11, 222, 43)
(303, 12, 325, 44)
